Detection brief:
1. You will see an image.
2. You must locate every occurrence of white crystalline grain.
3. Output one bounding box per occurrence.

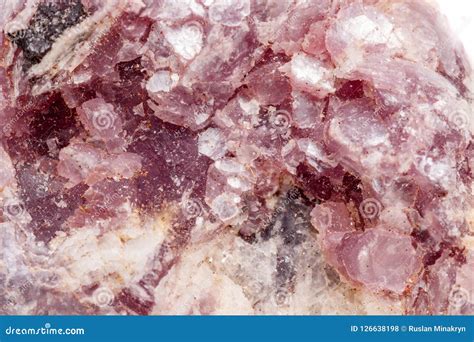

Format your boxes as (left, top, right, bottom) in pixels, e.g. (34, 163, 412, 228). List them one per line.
(198, 127, 227, 160)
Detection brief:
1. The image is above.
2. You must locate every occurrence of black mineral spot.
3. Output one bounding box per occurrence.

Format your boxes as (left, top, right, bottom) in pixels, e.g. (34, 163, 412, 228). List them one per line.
(7, 0, 87, 68)
(257, 189, 314, 289)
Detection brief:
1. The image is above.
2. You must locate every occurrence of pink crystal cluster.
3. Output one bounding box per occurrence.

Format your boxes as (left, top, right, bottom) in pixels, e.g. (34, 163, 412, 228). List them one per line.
(0, 0, 472, 315)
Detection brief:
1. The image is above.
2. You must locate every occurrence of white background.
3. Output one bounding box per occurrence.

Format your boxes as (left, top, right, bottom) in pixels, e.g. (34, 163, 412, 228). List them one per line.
(437, 0, 474, 60)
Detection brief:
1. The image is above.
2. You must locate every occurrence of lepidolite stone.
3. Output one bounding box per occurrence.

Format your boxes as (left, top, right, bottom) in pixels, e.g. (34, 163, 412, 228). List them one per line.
(0, 0, 472, 315)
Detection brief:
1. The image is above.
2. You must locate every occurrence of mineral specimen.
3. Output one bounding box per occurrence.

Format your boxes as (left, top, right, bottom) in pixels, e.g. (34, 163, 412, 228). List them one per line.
(0, 0, 472, 315)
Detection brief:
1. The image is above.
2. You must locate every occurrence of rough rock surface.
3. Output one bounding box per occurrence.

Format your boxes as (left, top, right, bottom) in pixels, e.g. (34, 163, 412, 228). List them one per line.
(0, 0, 472, 315)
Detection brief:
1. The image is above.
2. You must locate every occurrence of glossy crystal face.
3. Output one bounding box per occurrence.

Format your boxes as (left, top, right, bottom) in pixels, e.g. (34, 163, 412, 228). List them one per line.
(0, 0, 472, 315)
